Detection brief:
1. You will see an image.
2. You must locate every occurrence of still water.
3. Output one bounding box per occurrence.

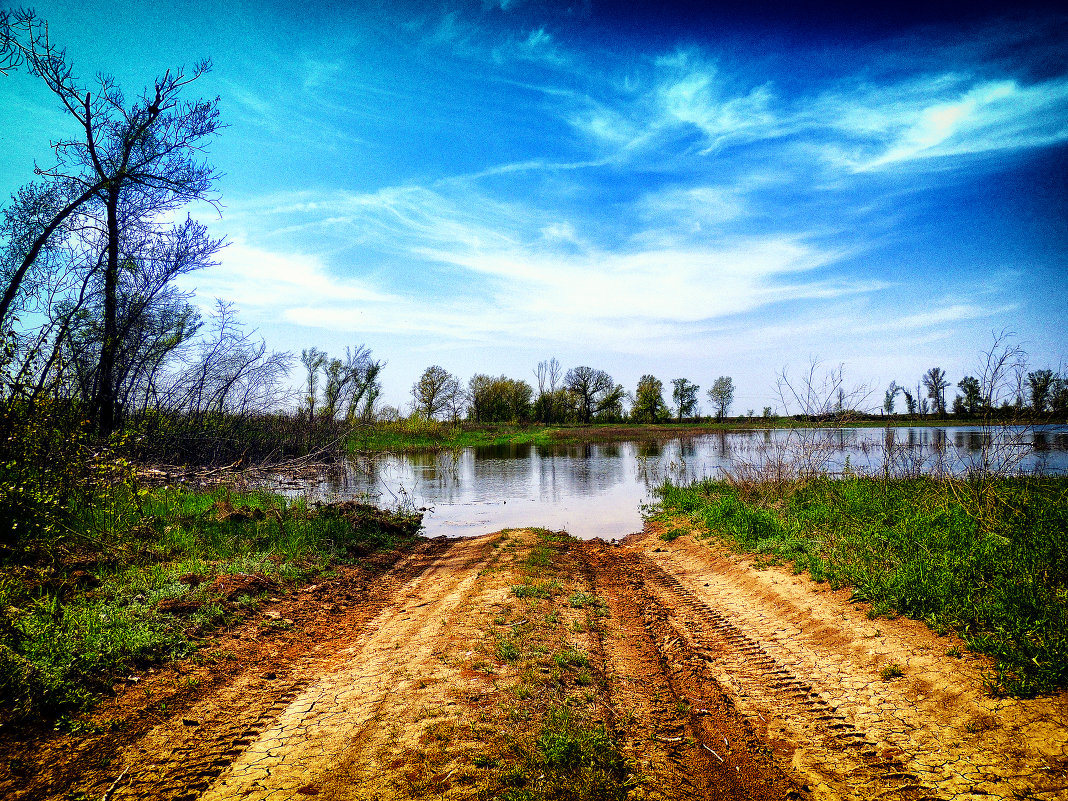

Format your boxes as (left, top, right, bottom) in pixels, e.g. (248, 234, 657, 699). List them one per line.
(306, 425, 1068, 540)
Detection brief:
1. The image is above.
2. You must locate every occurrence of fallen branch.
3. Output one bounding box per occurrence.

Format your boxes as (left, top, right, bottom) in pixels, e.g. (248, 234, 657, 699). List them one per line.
(101, 767, 128, 801)
(702, 743, 724, 762)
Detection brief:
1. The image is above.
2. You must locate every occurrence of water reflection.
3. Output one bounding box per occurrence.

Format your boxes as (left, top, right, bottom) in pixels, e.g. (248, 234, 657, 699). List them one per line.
(291, 425, 1068, 540)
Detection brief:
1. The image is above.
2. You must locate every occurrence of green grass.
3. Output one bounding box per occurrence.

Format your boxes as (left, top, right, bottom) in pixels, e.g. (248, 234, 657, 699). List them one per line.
(348, 419, 555, 451)
(653, 475, 1068, 697)
(473, 529, 630, 800)
(0, 485, 421, 720)
(347, 417, 1067, 454)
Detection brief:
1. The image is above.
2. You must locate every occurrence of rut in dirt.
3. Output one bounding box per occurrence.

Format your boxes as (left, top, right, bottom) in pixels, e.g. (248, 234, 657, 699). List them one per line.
(577, 539, 935, 801)
(576, 539, 803, 801)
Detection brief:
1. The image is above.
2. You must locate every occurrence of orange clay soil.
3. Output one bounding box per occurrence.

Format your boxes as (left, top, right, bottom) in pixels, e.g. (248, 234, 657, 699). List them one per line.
(2, 525, 1066, 800)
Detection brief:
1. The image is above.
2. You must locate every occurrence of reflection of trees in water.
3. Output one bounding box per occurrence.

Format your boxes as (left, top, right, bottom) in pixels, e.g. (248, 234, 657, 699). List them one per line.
(537, 443, 629, 499)
(636, 441, 664, 459)
(318, 426, 1068, 513)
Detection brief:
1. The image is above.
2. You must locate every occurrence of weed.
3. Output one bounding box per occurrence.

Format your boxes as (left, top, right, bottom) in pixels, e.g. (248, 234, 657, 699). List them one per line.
(568, 591, 600, 609)
(495, 636, 521, 663)
(554, 648, 590, 671)
(659, 526, 686, 542)
(880, 663, 905, 680)
(525, 546, 553, 570)
(511, 581, 561, 599)
(534, 706, 627, 798)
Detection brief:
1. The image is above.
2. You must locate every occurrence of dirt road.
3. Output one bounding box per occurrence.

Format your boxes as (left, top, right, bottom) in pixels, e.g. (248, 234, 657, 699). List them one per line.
(5, 526, 1067, 800)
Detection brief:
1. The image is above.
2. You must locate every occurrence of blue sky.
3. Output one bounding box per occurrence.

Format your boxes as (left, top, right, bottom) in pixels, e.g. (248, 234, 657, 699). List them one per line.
(2, 0, 1066, 412)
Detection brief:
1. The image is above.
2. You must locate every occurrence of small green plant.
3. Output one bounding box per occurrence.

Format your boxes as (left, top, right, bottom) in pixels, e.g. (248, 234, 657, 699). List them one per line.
(511, 580, 561, 599)
(554, 648, 590, 671)
(495, 636, 521, 663)
(880, 663, 904, 680)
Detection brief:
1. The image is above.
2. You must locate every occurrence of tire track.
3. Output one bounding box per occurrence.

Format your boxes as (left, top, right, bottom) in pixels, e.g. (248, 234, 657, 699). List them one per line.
(199, 536, 498, 800)
(106, 540, 451, 801)
(644, 532, 1068, 801)
(579, 541, 805, 801)
(637, 554, 934, 801)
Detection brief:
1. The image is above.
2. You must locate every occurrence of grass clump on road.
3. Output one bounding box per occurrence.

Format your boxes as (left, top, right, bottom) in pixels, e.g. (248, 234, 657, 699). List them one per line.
(653, 476, 1068, 697)
(464, 529, 631, 800)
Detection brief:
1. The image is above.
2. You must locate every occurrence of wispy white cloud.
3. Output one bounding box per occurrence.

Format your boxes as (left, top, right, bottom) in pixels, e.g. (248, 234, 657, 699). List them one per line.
(210, 182, 883, 355)
(176, 240, 396, 313)
(881, 302, 1017, 330)
(815, 75, 1068, 171)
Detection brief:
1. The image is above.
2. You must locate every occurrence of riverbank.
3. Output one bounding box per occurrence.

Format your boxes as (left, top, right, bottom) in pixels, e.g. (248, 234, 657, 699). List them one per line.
(348, 417, 1067, 452)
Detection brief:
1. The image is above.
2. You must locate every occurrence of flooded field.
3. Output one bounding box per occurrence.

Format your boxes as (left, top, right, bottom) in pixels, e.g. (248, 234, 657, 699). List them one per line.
(286, 425, 1068, 538)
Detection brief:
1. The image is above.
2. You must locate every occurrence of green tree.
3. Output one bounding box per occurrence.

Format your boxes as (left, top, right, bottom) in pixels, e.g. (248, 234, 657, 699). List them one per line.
(670, 378, 700, 422)
(706, 376, 735, 421)
(1050, 375, 1068, 415)
(882, 381, 900, 415)
(300, 348, 326, 418)
(1028, 369, 1055, 413)
(412, 365, 461, 420)
(564, 366, 624, 425)
(922, 367, 949, 416)
(956, 375, 982, 416)
(902, 388, 916, 415)
(468, 375, 533, 423)
(631, 374, 670, 423)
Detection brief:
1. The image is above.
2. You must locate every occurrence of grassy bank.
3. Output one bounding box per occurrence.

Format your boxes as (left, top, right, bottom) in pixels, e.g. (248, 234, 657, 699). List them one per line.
(0, 485, 421, 723)
(348, 417, 1066, 453)
(652, 476, 1068, 697)
(348, 418, 558, 451)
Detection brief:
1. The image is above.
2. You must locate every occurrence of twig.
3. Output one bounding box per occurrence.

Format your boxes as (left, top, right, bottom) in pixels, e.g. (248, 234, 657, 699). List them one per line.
(702, 744, 724, 762)
(101, 767, 128, 801)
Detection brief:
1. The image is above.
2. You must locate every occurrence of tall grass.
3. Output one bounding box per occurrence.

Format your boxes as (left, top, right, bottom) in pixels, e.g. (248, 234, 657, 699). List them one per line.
(654, 476, 1068, 696)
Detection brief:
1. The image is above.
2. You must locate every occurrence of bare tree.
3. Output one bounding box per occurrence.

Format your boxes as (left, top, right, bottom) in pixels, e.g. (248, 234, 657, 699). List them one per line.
(777, 359, 871, 419)
(164, 300, 291, 416)
(0, 9, 222, 432)
(533, 357, 564, 423)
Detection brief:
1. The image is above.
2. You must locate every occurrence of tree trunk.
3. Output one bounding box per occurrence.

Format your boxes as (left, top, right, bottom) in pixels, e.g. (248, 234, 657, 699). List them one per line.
(96, 187, 120, 435)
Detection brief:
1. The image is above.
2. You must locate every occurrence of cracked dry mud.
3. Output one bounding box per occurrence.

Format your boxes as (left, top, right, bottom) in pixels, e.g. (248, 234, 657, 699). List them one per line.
(5, 526, 1067, 800)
